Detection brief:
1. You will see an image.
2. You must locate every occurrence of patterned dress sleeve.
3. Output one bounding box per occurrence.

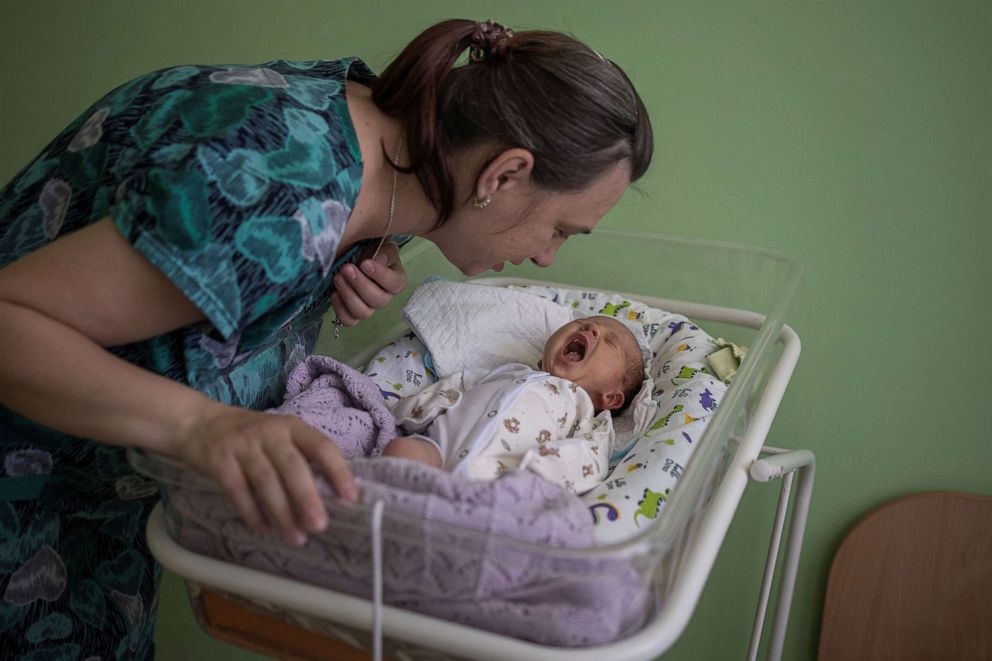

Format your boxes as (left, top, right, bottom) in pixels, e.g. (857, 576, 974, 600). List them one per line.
(106, 60, 366, 340)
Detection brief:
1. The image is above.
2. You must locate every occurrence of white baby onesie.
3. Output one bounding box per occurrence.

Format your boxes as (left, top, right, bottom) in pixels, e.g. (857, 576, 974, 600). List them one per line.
(391, 364, 615, 494)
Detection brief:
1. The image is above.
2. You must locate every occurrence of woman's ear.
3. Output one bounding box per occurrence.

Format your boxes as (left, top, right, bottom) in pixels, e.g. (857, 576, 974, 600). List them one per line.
(474, 148, 534, 200)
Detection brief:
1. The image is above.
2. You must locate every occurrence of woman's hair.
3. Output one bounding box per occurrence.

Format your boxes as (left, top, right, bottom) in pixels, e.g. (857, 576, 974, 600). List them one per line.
(372, 19, 653, 224)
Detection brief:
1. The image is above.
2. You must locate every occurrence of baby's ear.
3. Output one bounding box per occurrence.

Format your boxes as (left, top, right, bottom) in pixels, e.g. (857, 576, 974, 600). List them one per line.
(599, 389, 625, 411)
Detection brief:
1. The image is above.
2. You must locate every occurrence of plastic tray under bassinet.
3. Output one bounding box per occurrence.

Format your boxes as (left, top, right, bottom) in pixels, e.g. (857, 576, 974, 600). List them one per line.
(134, 230, 803, 660)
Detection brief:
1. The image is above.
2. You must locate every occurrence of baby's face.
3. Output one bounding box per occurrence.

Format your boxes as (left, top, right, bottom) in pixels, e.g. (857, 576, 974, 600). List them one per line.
(541, 316, 640, 411)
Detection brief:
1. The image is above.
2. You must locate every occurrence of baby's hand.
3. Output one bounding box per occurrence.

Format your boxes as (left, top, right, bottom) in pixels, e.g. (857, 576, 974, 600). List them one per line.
(382, 436, 443, 468)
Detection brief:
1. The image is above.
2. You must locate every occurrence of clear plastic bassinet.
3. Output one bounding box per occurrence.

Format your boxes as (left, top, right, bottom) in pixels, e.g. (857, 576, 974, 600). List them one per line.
(131, 230, 808, 661)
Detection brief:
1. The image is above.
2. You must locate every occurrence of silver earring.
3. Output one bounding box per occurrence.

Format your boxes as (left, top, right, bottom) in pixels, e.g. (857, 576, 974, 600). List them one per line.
(473, 194, 492, 209)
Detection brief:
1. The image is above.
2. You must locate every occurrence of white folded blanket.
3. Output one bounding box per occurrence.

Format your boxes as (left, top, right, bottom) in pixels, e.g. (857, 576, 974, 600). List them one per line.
(401, 280, 572, 377)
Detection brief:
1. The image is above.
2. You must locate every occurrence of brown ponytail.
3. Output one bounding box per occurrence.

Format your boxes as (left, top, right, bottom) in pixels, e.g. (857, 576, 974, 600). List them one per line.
(372, 19, 653, 225)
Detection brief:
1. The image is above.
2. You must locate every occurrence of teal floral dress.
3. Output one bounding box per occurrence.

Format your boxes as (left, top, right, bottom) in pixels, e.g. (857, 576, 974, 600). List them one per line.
(0, 57, 375, 659)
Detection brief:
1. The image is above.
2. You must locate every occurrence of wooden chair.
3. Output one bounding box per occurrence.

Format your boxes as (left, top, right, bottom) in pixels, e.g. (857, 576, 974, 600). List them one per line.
(819, 492, 992, 660)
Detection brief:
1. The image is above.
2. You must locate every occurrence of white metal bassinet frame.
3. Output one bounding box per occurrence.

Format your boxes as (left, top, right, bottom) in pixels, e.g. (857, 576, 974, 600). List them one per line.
(146, 282, 812, 661)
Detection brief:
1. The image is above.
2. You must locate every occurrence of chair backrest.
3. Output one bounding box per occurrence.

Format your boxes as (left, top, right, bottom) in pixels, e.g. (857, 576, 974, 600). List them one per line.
(818, 491, 992, 661)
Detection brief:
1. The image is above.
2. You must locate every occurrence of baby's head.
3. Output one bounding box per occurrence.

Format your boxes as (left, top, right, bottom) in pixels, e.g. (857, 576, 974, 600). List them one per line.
(540, 315, 644, 414)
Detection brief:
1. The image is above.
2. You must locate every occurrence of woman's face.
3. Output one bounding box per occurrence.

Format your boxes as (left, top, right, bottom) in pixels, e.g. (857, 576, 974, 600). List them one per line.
(424, 162, 630, 276)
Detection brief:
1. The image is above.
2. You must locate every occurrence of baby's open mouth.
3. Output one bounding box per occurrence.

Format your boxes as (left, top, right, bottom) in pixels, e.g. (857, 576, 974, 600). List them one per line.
(562, 335, 587, 363)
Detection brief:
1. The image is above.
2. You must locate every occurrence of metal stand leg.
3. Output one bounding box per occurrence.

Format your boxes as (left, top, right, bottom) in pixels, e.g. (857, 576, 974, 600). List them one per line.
(746, 449, 816, 661)
(747, 472, 794, 661)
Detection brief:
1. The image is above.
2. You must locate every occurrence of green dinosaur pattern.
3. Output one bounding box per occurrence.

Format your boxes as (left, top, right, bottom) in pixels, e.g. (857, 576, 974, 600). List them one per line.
(634, 488, 669, 526)
(599, 300, 631, 316)
(674, 365, 709, 381)
(647, 405, 683, 433)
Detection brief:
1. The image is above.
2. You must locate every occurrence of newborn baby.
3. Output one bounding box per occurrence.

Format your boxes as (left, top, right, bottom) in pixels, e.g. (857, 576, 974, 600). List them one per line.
(384, 316, 645, 494)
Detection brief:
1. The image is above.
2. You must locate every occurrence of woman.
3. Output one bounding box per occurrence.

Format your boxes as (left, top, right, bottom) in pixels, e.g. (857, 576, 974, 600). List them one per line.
(0, 18, 651, 657)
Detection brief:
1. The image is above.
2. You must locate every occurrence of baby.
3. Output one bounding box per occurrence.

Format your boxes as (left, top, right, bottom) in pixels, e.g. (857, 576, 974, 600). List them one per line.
(382, 316, 645, 494)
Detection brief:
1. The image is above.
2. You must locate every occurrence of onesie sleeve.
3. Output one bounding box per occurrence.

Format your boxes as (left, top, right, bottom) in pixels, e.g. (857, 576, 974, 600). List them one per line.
(393, 371, 466, 433)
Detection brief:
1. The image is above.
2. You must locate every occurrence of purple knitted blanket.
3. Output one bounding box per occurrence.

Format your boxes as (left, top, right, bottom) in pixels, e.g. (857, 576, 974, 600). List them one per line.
(170, 356, 653, 646)
(268, 355, 398, 458)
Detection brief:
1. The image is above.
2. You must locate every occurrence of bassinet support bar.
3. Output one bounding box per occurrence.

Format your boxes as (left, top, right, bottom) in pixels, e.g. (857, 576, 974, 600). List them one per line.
(747, 448, 816, 661)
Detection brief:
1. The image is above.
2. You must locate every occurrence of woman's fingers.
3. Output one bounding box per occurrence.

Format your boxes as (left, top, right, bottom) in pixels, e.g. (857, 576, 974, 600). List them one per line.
(179, 406, 358, 546)
(366, 241, 408, 294)
(242, 444, 306, 546)
(331, 241, 408, 324)
(330, 290, 357, 326)
(214, 458, 268, 535)
(296, 430, 359, 503)
(237, 419, 355, 546)
(265, 421, 332, 532)
(333, 266, 380, 321)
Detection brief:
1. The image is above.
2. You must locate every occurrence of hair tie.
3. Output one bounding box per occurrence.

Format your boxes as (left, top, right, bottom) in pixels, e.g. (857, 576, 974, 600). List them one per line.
(470, 19, 514, 62)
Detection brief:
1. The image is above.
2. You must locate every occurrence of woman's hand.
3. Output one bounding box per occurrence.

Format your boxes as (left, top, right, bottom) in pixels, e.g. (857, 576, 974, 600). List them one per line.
(331, 239, 407, 326)
(171, 403, 358, 546)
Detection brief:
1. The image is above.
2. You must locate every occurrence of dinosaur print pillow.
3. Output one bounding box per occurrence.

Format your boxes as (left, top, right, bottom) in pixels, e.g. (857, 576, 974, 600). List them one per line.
(362, 330, 437, 407)
(507, 285, 727, 545)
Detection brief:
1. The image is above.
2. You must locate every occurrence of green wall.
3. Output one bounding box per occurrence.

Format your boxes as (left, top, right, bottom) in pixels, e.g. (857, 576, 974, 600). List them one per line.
(2, 2, 989, 659)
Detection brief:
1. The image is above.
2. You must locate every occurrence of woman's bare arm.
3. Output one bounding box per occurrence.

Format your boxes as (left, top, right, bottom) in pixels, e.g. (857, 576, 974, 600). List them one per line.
(0, 217, 356, 545)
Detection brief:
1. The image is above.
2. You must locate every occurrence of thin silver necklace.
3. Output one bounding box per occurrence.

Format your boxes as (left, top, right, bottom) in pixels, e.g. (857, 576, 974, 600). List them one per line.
(333, 129, 404, 338)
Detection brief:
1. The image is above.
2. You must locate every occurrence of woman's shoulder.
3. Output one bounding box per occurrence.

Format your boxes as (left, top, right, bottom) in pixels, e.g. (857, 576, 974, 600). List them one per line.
(140, 57, 372, 88)
(116, 56, 370, 204)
